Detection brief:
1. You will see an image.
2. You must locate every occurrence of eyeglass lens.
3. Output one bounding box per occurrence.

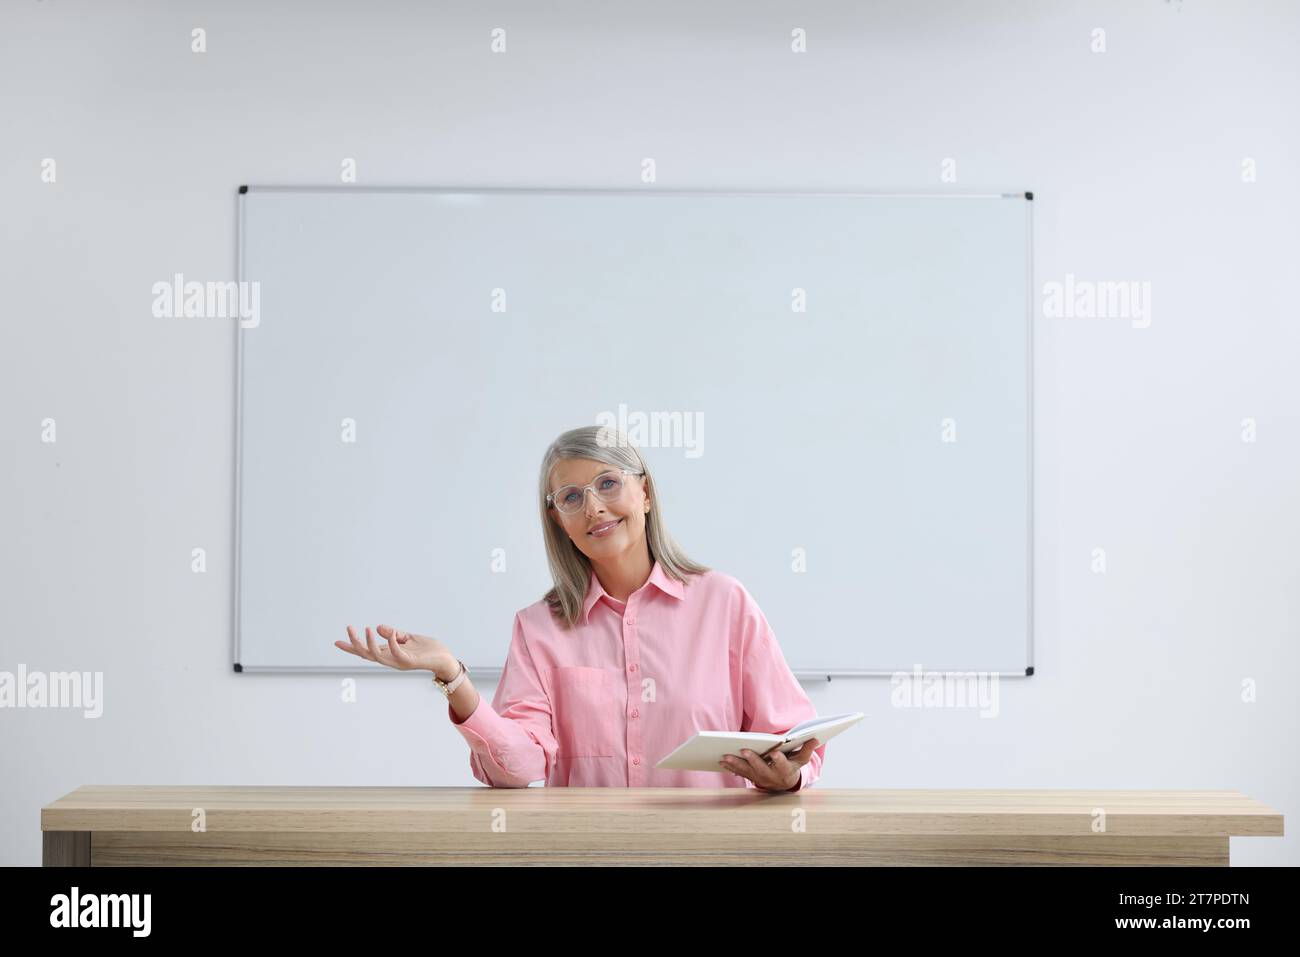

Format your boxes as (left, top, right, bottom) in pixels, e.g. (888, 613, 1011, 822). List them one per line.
(553, 471, 623, 512)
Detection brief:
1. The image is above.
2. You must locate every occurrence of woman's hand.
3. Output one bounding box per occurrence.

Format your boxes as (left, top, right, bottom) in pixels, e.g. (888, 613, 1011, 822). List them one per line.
(720, 738, 820, 792)
(334, 624, 456, 676)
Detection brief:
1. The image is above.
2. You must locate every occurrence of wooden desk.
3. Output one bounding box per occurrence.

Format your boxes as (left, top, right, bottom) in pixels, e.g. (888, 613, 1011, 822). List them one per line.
(42, 786, 1283, 866)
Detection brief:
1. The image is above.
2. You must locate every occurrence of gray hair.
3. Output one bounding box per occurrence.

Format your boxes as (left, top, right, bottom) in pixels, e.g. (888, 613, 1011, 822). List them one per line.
(538, 425, 710, 628)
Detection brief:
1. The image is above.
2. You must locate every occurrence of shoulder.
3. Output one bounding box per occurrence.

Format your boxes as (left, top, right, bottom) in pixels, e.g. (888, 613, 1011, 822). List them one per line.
(515, 595, 557, 632)
(682, 568, 762, 618)
(686, 567, 744, 597)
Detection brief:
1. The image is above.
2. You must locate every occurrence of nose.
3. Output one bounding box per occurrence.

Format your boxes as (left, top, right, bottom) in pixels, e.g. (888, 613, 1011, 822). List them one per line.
(582, 486, 607, 517)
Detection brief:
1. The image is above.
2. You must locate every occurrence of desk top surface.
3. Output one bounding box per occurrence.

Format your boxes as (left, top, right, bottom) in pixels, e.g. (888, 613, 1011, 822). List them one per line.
(42, 787, 1284, 837)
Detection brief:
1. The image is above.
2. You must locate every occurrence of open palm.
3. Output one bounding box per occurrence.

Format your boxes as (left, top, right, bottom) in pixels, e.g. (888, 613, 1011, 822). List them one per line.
(334, 624, 450, 673)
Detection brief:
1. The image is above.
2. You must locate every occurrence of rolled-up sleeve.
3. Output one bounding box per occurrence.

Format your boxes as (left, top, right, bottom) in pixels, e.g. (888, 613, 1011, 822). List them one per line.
(736, 586, 825, 792)
(448, 612, 557, 788)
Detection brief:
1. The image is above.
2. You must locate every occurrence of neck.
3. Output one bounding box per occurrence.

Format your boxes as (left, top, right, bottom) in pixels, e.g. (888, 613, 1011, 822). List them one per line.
(591, 546, 653, 603)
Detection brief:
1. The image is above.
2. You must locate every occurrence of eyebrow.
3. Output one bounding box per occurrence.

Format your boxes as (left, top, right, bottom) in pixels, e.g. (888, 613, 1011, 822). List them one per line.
(551, 468, 618, 491)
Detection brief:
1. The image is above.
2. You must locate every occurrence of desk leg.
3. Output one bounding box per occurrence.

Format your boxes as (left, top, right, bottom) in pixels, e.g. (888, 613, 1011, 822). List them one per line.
(44, 831, 91, 866)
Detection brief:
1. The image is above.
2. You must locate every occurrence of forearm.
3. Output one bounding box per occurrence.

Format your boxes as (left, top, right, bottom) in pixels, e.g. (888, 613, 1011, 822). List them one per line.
(444, 675, 549, 787)
(435, 659, 481, 723)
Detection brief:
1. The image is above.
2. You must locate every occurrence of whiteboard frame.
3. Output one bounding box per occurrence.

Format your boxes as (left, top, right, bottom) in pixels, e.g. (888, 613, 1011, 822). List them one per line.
(232, 186, 1036, 681)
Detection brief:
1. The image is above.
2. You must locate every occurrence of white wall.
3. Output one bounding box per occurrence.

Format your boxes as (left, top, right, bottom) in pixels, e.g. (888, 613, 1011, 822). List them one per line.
(2, 0, 1296, 866)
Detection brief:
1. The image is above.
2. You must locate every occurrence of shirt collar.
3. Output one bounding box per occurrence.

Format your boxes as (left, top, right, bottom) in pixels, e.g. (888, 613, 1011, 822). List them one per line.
(581, 559, 685, 625)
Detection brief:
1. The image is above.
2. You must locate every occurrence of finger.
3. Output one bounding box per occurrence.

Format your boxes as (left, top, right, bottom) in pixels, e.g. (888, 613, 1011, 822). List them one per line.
(339, 643, 380, 664)
(761, 749, 795, 787)
(365, 626, 389, 666)
(750, 748, 798, 790)
(766, 748, 801, 790)
(376, 623, 413, 644)
(338, 642, 390, 664)
(737, 749, 781, 788)
(719, 755, 754, 783)
(384, 628, 410, 666)
(345, 626, 376, 662)
(790, 739, 819, 766)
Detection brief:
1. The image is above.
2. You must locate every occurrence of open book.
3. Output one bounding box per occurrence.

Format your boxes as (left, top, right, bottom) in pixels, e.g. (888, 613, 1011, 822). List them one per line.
(655, 712, 865, 773)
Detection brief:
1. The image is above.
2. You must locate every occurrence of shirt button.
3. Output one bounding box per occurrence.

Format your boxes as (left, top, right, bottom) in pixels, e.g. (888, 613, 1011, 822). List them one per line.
(628, 663, 637, 672)
(633, 758, 640, 766)
(625, 617, 634, 625)
(631, 709, 639, 718)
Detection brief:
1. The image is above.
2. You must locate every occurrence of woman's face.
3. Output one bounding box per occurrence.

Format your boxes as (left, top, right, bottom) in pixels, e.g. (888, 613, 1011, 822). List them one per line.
(547, 458, 649, 561)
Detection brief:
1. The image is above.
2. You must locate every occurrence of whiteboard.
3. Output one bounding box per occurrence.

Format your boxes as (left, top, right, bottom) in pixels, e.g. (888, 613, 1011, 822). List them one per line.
(234, 187, 1033, 677)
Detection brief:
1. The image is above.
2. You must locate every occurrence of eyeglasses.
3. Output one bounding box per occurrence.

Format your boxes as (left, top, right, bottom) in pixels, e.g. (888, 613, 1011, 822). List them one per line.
(547, 469, 644, 514)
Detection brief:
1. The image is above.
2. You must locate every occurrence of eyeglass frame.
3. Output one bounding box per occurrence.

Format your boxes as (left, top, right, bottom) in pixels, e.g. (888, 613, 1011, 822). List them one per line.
(546, 468, 645, 514)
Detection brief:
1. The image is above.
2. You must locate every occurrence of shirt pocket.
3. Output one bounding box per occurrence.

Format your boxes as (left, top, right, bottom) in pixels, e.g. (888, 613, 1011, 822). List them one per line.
(550, 666, 620, 758)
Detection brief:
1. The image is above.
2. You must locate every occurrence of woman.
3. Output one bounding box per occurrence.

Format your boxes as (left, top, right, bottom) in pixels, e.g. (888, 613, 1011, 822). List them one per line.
(335, 425, 824, 791)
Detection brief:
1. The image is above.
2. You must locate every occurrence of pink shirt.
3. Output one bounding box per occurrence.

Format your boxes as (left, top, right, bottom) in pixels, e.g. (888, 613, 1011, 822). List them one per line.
(448, 560, 825, 790)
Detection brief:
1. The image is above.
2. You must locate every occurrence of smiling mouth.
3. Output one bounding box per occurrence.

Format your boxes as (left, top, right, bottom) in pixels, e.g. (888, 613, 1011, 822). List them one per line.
(588, 518, 623, 536)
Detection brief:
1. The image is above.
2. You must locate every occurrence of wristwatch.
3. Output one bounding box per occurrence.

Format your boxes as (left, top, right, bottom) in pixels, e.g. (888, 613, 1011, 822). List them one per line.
(433, 660, 469, 698)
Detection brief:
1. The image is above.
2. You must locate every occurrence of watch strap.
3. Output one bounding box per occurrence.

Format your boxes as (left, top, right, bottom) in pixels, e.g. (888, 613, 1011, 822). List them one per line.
(434, 660, 468, 697)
